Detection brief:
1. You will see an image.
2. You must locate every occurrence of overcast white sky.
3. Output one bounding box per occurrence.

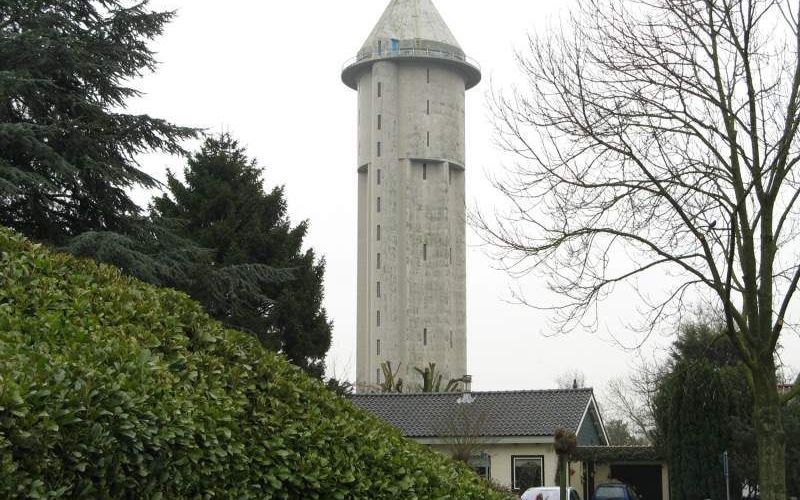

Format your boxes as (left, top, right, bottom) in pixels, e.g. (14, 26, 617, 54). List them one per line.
(129, 0, 799, 394)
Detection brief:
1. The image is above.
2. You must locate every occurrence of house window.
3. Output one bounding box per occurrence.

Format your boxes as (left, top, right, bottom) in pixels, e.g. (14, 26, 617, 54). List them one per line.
(377, 197, 381, 213)
(426, 100, 430, 115)
(423, 163, 427, 180)
(377, 225, 381, 241)
(423, 243, 427, 261)
(377, 339, 381, 356)
(423, 328, 428, 346)
(377, 142, 381, 157)
(377, 114, 382, 130)
(377, 281, 381, 298)
(512, 456, 544, 491)
(377, 253, 381, 269)
(469, 454, 491, 480)
(377, 310, 381, 327)
(377, 169, 382, 185)
(378, 82, 382, 97)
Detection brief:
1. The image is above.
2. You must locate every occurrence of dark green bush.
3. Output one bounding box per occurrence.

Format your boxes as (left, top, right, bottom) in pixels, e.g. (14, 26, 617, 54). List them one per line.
(0, 227, 503, 499)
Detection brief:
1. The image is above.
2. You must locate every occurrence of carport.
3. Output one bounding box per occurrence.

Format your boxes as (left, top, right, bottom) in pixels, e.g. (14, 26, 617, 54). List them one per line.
(573, 446, 669, 500)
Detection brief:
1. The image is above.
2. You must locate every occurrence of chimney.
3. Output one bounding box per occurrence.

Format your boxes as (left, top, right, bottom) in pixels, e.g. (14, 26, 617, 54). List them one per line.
(456, 375, 475, 404)
(572, 378, 578, 389)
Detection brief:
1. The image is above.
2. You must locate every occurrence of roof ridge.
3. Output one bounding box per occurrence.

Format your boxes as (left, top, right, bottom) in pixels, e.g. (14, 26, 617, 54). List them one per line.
(351, 388, 595, 397)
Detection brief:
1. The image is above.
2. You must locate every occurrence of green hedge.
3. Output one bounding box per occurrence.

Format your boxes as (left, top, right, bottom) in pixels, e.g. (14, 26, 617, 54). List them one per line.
(0, 228, 504, 499)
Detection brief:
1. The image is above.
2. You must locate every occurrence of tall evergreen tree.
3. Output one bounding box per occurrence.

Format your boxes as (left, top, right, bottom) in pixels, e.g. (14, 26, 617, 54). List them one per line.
(654, 323, 798, 498)
(0, 0, 195, 244)
(152, 134, 332, 377)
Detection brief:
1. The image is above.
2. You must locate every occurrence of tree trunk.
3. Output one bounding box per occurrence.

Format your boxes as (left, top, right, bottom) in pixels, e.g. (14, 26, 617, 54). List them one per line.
(752, 367, 786, 500)
(559, 455, 567, 500)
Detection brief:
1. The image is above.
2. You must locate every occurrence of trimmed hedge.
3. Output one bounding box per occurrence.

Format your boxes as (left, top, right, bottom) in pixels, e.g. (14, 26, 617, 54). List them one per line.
(0, 228, 504, 499)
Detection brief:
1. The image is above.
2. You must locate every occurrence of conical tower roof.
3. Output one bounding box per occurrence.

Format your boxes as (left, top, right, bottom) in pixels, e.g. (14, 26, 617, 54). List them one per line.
(341, 0, 481, 90)
(360, 0, 462, 53)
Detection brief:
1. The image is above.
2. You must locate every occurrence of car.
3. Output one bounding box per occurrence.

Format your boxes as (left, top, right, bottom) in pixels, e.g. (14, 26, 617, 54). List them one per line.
(593, 483, 639, 500)
(521, 486, 582, 500)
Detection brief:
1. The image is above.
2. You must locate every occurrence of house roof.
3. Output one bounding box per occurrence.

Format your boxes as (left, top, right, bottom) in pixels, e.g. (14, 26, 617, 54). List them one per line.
(360, 0, 462, 54)
(350, 388, 597, 438)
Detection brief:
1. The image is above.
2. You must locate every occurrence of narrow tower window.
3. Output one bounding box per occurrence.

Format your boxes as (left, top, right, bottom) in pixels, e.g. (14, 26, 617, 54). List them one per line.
(450, 247, 453, 265)
(426, 100, 430, 115)
(377, 281, 381, 298)
(427, 131, 430, 147)
(423, 328, 428, 346)
(377, 142, 381, 157)
(377, 253, 381, 269)
(377, 369, 381, 384)
(423, 243, 428, 261)
(377, 169, 382, 185)
(377, 197, 381, 213)
(427, 68, 430, 84)
(377, 310, 381, 327)
(448, 166, 452, 184)
(450, 331, 453, 348)
(378, 82, 382, 97)
(377, 225, 381, 241)
(423, 163, 427, 180)
(377, 339, 381, 356)
(378, 40, 382, 54)
(377, 114, 382, 130)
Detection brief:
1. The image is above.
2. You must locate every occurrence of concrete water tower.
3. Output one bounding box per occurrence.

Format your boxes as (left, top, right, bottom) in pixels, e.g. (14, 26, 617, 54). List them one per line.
(342, 0, 481, 391)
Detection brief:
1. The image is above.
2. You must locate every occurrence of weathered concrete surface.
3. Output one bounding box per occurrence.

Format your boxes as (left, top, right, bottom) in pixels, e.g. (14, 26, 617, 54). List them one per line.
(345, 0, 479, 390)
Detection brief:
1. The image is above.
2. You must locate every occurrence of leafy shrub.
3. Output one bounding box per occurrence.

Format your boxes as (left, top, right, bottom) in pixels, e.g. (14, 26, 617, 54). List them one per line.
(0, 227, 504, 499)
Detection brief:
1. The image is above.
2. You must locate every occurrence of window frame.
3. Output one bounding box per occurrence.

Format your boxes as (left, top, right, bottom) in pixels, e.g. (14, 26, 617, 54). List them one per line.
(511, 455, 545, 491)
(468, 453, 491, 480)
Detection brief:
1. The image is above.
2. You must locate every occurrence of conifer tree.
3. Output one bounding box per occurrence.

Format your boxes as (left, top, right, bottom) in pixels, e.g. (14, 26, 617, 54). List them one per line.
(654, 323, 799, 497)
(152, 134, 332, 377)
(0, 0, 195, 244)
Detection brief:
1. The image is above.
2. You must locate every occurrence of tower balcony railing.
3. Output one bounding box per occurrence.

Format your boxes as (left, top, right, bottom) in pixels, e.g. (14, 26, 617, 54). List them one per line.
(342, 47, 481, 74)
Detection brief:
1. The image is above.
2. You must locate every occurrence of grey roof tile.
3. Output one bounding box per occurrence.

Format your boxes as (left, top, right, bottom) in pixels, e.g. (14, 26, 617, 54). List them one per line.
(350, 389, 594, 438)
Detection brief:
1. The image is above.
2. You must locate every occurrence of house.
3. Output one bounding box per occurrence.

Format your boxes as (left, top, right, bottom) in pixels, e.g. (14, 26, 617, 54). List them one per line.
(351, 388, 614, 496)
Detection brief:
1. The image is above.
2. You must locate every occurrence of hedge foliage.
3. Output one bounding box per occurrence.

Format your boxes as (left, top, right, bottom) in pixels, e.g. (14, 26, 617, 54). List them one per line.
(0, 227, 504, 499)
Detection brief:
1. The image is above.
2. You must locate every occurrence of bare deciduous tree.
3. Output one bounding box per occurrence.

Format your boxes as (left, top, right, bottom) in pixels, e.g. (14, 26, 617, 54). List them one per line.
(474, 0, 800, 496)
(602, 363, 663, 443)
(434, 398, 494, 464)
(555, 369, 587, 389)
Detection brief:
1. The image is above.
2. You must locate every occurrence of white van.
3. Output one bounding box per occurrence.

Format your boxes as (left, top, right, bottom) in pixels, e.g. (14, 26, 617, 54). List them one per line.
(521, 487, 582, 500)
